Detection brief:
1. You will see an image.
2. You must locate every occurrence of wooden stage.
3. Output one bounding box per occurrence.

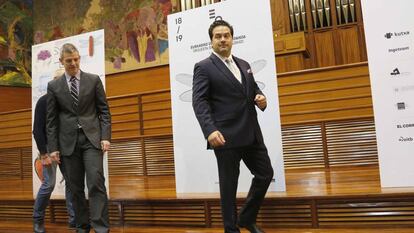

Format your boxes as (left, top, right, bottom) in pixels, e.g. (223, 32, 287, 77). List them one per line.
(0, 222, 413, 233)
(1, 165, 414, 231)
(5, 165, 413, 200)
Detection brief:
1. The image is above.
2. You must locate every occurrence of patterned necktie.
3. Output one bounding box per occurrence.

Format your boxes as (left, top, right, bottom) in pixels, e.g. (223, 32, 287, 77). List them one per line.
(70, 76, 79, 110)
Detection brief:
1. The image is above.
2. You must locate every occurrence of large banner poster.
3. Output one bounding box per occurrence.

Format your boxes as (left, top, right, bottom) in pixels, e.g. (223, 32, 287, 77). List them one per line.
(31, 29, 109, 198)
(362, 0, 414, 187)
(168, 0, 286, 193)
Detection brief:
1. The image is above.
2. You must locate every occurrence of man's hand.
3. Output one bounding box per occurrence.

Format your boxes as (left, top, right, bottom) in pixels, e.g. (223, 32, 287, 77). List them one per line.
(49, 151, 60, 164)
(254, 94, 267, 110)
(101, 140, 110, 152)
(207, 130, 226, 148)
(40, 153, 52, 166)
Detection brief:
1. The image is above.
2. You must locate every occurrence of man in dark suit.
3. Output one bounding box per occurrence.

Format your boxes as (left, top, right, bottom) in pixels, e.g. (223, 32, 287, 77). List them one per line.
(47, 43, 111, 233)
(192, 20, 274, 233)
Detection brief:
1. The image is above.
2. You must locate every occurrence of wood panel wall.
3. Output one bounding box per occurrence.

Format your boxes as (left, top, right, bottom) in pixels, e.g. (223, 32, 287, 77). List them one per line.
(0, 86, 31, 112)
(282, 118, 378, 169)
(0, 62, 378, 176)
(3, 195, 414, 228)
(0, 109, 31, 149)
(106, 66, 170, 97)
(278, 62, 372, 125)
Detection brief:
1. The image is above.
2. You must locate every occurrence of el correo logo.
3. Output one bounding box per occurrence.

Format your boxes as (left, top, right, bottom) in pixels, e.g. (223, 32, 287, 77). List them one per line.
(397, 123, 414, 129)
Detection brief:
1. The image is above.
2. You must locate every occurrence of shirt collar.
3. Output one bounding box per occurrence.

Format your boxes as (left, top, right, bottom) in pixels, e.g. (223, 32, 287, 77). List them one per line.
(65, 71, 80, 82)
(212, 51, 233, 64)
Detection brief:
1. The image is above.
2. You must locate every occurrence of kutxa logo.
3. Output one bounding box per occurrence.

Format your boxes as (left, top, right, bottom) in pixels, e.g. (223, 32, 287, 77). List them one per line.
(384, 32, 393, 39)
(384, 31, 410, 39)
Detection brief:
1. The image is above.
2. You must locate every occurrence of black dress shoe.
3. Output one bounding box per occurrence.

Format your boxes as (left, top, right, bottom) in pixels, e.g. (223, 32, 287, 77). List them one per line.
(33, 222, 45, 233)
(240, 223, 265, 233)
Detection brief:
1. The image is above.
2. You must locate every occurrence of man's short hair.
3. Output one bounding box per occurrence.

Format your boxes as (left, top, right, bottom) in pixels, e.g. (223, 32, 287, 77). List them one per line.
(208, 20, 234, 40)
(60, 43, 79, 59)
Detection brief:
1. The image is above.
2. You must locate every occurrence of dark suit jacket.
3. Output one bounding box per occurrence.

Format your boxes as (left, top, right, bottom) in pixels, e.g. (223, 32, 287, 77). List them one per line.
(33, 94, 48, 154)
(46, 71, 111, 156)
(192, 53, 265, 150)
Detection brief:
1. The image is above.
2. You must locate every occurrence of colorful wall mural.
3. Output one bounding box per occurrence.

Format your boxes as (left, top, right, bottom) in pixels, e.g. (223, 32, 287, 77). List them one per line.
(34, 0, 177, 74)
(0, 0, 33, 87)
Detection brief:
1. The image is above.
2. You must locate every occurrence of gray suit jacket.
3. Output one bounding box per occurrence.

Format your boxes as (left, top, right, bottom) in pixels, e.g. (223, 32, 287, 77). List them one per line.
(46, 71, 111, 156)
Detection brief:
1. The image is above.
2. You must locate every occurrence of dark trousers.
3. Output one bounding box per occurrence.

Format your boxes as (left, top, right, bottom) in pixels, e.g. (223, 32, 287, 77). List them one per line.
(62, 129, 109, 233)
(214, 143, 274, 233)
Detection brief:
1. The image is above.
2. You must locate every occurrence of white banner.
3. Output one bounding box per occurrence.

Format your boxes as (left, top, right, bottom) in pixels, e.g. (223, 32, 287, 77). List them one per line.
(168, 0, 285, 193)
(31, 29, 109, 198)
(362, 0, 414, 187)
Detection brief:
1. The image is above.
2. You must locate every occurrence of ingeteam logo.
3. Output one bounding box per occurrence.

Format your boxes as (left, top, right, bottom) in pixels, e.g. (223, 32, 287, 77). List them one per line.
(398, 136, 413, 142)
(384, 31, 410, 39)
(388, 46, 410, 53)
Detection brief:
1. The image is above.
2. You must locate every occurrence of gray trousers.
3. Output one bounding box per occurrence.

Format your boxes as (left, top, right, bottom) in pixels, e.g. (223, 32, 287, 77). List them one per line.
(62, 129, 109, 233)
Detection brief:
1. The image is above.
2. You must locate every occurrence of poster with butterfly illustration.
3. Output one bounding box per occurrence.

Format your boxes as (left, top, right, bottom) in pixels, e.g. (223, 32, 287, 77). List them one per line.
(168, 0, 285, 194)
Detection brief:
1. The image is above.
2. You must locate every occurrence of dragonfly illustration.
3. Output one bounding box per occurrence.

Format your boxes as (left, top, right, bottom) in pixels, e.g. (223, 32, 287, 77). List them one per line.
(175, 59, 267, 102)
(79, 34, 104, 57)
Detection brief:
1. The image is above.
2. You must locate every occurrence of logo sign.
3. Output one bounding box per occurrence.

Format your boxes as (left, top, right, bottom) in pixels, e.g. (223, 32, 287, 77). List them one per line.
(388, 46, 410, 53)
(398, 136, 413, 142)
(391, 68, 400, 75)
(209, 9, 216, 19)
(384, 31, 410, 39)
(394, 85, 414, 94)
(397, 102, 406, 110)
(397, 123, 414, 129)
(385, 32, 393, 39)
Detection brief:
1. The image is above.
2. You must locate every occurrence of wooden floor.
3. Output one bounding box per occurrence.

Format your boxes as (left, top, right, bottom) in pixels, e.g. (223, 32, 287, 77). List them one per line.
(3, 165, 414, 201)
(2, 165, 414, 231)
(0, 221, 413, 233)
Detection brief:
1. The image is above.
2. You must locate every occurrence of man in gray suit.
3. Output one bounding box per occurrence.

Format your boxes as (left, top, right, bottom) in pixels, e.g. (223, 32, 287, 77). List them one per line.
(47, 43, 111, 233)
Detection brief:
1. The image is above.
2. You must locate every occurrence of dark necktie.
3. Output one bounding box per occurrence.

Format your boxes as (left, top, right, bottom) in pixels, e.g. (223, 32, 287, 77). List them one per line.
(70, 76, 79, 110)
